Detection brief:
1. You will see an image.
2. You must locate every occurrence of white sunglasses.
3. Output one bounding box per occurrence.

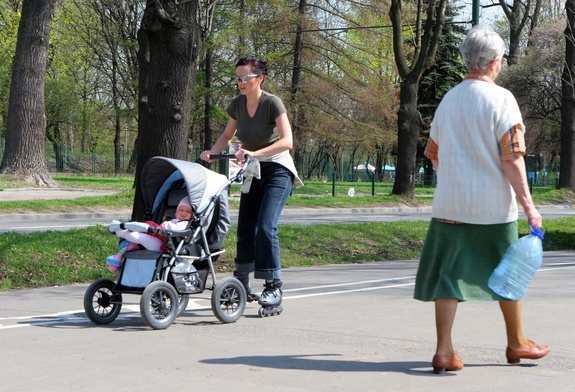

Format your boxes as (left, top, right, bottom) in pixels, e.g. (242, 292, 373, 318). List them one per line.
(236, 74, 259, 83)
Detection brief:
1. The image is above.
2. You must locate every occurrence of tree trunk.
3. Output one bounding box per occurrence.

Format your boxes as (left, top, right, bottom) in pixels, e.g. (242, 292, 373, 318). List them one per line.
(46, 120, 65, 172)
(375, 145, 384, 180)
(203, 47, 214, 154)
(392, 80, 422, 198)
(0, 0, 57, 186)
(290, 0, 307, 172)
(559, 0, 575, 191)
(132, 0, 202, 219)
(389, 0, 447, 198)
(112, 59, 122, 174)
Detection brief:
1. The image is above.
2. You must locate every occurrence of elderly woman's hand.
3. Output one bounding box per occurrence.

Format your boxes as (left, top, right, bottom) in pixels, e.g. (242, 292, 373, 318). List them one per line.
(524, 204, 542, 229)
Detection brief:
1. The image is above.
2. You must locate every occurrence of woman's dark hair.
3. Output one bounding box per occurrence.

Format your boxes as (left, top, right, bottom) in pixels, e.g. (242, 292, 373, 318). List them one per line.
(236, 56, 268, 76)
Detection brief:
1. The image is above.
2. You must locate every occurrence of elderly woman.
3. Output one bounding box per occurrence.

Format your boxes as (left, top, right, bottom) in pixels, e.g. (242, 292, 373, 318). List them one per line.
(414, 26, 550, 374)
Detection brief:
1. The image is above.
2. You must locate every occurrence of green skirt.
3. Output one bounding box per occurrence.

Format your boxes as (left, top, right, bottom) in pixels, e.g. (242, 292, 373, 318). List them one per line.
(414, 219, 518, 301)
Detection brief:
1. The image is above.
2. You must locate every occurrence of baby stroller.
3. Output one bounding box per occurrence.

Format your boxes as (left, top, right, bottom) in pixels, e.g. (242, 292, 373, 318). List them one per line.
(84, 156, 248, 330)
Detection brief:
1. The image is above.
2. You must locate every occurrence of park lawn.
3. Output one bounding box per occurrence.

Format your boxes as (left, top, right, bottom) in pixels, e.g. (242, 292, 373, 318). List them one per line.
(1, 217, 574, 291)
(0, 174, 573, 291)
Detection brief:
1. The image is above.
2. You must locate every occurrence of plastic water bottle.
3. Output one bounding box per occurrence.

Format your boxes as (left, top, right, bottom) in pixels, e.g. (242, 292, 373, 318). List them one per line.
(488, 225, 544, 300)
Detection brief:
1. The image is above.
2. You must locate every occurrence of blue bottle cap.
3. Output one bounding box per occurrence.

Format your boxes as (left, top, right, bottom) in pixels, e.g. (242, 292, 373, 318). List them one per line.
(529, 224, 545, 240)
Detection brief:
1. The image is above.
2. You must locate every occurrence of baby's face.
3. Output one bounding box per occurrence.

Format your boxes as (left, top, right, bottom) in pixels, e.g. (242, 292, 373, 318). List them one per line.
(175, 205, 193, 221)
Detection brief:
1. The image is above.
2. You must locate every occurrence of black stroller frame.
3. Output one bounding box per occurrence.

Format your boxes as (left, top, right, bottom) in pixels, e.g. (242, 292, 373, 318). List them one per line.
(84, 156, 248, 330)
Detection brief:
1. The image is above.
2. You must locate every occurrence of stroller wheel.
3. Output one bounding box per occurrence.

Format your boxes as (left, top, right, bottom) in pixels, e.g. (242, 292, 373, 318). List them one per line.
(177, 294, 190, 317)
(84, 278, 122, 325)
(140, 281, 179, 330)
(211, 277, 247, 323)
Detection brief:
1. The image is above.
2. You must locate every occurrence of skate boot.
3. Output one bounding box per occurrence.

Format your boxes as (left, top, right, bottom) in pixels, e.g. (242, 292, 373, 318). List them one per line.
(233, 271, 259, 303)
(258, 279, 283, 317)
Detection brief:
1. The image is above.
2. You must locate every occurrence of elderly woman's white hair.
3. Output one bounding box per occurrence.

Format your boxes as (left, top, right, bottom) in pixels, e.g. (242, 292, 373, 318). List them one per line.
(460, 25, 506, 71)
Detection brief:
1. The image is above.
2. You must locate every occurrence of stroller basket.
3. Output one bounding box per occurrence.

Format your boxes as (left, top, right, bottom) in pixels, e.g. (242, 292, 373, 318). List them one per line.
(170, 260, 202, 294)
(118, 249, 162, 289)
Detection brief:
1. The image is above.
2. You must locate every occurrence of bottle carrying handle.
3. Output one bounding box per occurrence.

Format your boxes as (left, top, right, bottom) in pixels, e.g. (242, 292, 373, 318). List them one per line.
(529, 224, 545, 240)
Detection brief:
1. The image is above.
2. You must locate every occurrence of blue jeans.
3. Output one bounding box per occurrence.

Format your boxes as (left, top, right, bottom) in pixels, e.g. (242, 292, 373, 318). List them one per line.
(235, 162, 293, 281)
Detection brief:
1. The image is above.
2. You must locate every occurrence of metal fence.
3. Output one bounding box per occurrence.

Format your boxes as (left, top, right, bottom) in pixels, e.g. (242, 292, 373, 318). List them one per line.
(0, 141, 562, 190)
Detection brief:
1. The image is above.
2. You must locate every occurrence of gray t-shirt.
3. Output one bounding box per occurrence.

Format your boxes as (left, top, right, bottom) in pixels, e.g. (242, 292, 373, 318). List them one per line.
(226, 91, 287, 151)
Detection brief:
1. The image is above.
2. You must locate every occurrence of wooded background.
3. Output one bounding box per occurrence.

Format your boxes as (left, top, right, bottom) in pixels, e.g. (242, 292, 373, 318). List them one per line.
(0, 1, 572, 200)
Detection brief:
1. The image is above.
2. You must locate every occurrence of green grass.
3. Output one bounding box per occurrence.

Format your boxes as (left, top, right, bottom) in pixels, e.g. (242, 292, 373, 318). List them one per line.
(0, 174, 574, 291)
(51, 174, 136, 189)
(0, 226, 112, 290)
(1, 218, 574, 291)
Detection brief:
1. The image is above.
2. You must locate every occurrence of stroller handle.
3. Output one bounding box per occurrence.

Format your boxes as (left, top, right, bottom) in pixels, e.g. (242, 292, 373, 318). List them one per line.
(210, 153, 250, 161)
(209, 154, 251, 183)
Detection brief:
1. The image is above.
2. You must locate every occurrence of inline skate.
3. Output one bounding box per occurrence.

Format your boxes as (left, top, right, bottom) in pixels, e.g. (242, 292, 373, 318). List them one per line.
(258, 280, 283, 317)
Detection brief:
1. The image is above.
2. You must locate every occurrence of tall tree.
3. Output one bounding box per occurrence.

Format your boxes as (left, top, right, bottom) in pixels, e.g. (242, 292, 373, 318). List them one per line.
(498, 19, 564, 166)
(132, 0, 214, 219)
(290, 0, 307, 170)
(89, 0, 141, 174)
(188, 0, 239, 165)
(419, 3, 467, 183)
(560, 0, 575, 191)
(65, 0, 142, 173)
(0, 0, 57, 186)
(389, 0, 448, 197)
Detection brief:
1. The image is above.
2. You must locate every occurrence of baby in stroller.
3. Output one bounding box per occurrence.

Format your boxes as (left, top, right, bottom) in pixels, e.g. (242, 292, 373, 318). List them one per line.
(106, 196, 193, 272)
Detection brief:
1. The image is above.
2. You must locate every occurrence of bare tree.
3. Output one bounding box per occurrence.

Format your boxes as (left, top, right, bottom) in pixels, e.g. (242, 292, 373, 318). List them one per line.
(389, 0, 448, 197)
(0, 0, 57, 186)
(560, 0, 575, 190)
(86, 0, 141, 174)
(498, 19, 564, 161)
(496, 0, 543, 64)
(498, 0, 535, 63)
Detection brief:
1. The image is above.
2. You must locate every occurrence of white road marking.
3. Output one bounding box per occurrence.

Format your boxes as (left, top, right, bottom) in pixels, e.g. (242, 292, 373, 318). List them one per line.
(283, 276, 416, 293)
(0, 278, 413, 329)
(0, 263, 571, 330)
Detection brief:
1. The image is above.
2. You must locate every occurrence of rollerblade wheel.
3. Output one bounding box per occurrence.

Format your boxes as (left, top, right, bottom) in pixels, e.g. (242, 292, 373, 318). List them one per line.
(258, 305, 283, 318)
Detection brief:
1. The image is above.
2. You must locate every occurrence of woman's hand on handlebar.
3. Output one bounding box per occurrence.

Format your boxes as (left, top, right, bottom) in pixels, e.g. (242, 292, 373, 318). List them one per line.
(235, 147, 252, 164)
(199, 148, 252, 164)
(199, 150, 213, 163)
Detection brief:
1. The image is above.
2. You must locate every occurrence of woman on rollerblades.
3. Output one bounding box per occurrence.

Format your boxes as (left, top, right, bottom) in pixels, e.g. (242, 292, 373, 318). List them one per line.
(200, 56, 303, 317)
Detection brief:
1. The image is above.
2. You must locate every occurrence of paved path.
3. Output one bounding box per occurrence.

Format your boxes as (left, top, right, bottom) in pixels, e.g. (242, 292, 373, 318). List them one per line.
(0, 187, 118, 201)
(0, 188, 574, 391)
(1, 253, 574, 391)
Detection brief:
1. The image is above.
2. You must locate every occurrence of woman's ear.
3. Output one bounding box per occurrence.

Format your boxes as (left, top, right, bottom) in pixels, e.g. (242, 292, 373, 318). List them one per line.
(489, 58, 498, 71)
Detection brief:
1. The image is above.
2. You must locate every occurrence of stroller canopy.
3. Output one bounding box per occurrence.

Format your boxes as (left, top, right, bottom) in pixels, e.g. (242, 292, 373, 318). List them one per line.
(140, 157, 228, 215)
(139, 157, 231, 250)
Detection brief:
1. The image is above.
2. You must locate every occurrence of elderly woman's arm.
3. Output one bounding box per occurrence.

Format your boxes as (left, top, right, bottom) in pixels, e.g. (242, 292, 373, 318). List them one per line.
(425, 137, 439, 173)
(501, 152, 542, 229)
